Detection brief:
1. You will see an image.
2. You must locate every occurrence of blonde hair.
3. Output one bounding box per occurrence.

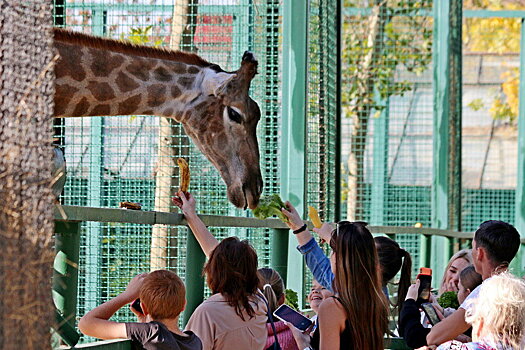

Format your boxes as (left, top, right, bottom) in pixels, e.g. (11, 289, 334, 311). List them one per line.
(466, 272, 525, 349)
(438, 249, 472, 296)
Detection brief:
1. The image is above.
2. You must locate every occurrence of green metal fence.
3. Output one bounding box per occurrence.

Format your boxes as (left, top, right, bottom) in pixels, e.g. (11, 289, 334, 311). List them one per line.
(341, 1, 525, 280)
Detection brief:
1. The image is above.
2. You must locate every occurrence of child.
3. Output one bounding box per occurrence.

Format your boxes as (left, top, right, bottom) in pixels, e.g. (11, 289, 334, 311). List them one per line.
(78, 270, 202, 350)
(457, 265, 482, 305)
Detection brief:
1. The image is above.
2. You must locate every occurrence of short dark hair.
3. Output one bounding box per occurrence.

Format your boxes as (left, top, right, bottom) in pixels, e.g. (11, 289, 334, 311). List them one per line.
(474, 220, 521, 265)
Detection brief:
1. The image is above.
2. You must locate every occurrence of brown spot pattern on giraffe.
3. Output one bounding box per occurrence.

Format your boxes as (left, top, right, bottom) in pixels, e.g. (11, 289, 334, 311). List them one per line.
(187, 66, 200, 74)
(90, 104, 111, 116)
(71, 97, 90, 116)
(115, 72, 140, 93)
(89, 48, 125, 77)
(147, 84, 167, 107)
(171, 86, 182, 99)
(54, 84, 79, 115)
(154, 66, 173, 82)
(178, 76, 194, 89)
(163, 108, 174, 116)
(87, 81, 116, 102)
(118, 94, 142, 115)
(166, 62, 187, 74)
(126, 60, 151, 81)
(55, 43, 86, 82)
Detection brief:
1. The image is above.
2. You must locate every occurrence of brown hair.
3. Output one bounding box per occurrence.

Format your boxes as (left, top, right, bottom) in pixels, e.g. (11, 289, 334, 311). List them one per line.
(375, 236, 412, 311)
(459, 265, 482, 292)
(204, 237, 260, 320)
(330, 222, 389, 350)
(258, 268, 284, 314)
(140, 270, 186, 320)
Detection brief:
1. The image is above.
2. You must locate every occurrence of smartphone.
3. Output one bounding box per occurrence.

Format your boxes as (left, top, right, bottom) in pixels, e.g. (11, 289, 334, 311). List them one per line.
(416, 267, 432, 305)
(421, 302, 441, 326)
(131, 298, 143, 314)
(273, 304, 313, 331)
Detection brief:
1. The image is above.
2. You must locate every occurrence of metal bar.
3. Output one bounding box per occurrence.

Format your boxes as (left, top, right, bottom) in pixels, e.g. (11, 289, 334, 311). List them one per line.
(271, 229, 289, 284)
(281, 0, 308, 307)
(54, 205, 487, 240)
(334, 0, 342, 222)
(53, 222, 81, 329)
(182, 227, 206, 326)
(53, 310, 80, 347)
(371, 91, 390, 226)
(511, 19, 525, 276)
(343, 7, 525, 19)
(430, 0, 462, 280)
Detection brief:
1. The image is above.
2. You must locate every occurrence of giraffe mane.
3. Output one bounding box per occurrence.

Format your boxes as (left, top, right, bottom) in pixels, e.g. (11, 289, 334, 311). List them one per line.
(53, 28, 224, 71)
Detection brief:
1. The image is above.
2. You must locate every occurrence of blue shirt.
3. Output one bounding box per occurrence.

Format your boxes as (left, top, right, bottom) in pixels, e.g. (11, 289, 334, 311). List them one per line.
(296, 237, 334, 292)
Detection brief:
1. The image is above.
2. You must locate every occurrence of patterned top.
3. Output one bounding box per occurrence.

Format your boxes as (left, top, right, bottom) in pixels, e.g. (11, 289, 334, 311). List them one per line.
(437, 339, 514, 350)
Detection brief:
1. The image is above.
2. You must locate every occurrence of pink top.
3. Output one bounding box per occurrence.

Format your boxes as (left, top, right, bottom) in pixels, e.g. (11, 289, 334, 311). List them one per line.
(266, 320, 299, 350)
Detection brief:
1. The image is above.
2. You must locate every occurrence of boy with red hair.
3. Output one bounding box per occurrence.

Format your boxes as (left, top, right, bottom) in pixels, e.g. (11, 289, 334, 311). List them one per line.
(79, 270, 202, 350)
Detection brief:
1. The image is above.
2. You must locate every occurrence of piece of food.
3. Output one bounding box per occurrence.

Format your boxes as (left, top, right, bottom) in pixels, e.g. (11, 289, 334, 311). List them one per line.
(119, 201, 142, 210)
(437, 291, 460, 310)
(177, 157, 190, 193)
(308, 206, 323, 228)
(252, 194, 289, 222)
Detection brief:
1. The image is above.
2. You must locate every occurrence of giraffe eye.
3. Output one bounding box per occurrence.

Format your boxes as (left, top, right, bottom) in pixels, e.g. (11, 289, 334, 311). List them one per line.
(227, 107, 243, 124)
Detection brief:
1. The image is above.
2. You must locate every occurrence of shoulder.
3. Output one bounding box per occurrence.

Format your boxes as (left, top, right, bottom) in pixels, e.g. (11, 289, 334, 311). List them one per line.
(460, 283, 483, 311)
(318, 297, 346, 323)
(125, 321, 161, 341)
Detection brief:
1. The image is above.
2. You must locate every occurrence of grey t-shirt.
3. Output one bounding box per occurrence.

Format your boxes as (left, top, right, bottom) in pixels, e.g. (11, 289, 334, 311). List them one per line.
(126, 321, 202, 350)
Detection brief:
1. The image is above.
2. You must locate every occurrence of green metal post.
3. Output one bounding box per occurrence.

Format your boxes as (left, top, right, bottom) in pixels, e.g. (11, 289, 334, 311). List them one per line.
(371, 92, 390, 226)
(182, 228, 206, 326)
(281, 0, 308, 307)
(334, 0, 342, 222)
(85, 10, 106, 312)
(420, 234, 432, 269)
(431, 0, 462, 284)
(511, 18, 525, 276)
(53, 221, 81, 346)
(271, 229, 289, 284)
(53, 221, 81, 323)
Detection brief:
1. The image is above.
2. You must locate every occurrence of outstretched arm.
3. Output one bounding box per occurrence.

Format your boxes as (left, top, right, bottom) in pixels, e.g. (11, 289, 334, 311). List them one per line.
(173, 191, 219, 257)
(78, 274, 146, 339)
(426, 307, 469, 346)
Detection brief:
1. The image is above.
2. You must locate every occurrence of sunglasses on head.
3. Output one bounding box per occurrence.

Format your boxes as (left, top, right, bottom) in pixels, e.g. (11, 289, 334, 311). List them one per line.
(331, 221, 369, 250)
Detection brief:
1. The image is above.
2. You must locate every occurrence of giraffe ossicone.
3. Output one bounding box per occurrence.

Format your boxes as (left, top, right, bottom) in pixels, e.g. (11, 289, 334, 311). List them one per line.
(53, 29, 263, 209)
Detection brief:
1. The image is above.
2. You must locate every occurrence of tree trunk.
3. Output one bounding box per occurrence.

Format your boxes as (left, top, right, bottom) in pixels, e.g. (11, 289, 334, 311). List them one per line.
(150, 0, 197, 270)
(346, 2, 386, 221)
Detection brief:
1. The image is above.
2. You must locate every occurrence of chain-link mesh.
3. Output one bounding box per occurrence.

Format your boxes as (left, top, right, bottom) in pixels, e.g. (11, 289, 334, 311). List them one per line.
(0, 1, 56, 348)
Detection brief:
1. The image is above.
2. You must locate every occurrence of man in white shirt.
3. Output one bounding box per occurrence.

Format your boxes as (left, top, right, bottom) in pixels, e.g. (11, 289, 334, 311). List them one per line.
(426, 220, 521, 346)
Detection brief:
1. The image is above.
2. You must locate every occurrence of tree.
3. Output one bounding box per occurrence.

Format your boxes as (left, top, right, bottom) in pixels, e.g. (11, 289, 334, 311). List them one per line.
(342, 0, 432, 220)
(464, 0, 523, 124)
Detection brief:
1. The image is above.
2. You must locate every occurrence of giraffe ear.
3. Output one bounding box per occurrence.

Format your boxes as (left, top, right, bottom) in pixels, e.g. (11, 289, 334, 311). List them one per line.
(202, 72, 237, 97)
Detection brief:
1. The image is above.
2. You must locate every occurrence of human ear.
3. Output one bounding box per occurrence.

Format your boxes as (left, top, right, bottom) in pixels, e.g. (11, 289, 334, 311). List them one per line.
(140, 301, 149, 316)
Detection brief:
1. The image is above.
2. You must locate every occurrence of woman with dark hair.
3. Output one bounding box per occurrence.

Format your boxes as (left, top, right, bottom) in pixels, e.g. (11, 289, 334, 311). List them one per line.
(375, 236, 412, 309)
(175, 192, 267, 350)
(259, 268, 298, 350)
(284, 206, 389, 349)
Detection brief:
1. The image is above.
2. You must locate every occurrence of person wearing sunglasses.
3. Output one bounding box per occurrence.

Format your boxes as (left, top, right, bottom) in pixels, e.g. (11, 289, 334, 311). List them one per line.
(282, 204, 389, 349)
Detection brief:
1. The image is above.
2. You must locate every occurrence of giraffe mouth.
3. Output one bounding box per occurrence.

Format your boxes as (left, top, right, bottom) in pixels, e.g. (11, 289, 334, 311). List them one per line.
(226, 182, 259, 210)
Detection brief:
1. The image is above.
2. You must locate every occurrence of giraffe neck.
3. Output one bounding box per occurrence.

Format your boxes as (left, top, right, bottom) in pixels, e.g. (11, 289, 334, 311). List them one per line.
(54, 33, 216, 121)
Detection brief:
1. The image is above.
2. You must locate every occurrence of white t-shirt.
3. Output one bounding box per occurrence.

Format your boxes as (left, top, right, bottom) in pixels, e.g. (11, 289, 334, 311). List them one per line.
(459, 277, 492, 316)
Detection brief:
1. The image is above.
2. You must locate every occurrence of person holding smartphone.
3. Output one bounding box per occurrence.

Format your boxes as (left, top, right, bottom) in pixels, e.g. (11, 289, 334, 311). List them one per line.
(283, 208, 389, 350)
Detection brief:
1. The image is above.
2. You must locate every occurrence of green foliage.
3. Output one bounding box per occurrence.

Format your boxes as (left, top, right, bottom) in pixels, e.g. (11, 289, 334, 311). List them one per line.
(437, 291, 460, 310)
(342, 0, 433, 116)
(467, 98, 485, 111)
(284, 288, 299, 310)
(252, 194, 289, 222)
(123, 25, 164, 47)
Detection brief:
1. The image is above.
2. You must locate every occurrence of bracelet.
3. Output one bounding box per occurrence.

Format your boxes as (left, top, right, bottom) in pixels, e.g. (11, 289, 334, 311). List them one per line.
(293, 224, 308, 235)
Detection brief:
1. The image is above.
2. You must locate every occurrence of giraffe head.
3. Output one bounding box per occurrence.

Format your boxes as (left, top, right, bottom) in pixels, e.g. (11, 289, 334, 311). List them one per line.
(181, 52, 262, 210)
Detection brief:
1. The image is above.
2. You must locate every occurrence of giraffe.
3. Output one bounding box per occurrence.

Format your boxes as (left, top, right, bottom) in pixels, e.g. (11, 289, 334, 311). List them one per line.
(53, 28, 263, 210)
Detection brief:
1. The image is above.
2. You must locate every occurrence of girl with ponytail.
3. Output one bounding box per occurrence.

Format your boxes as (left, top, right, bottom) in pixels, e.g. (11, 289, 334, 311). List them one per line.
(258, 268, 298, 350)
